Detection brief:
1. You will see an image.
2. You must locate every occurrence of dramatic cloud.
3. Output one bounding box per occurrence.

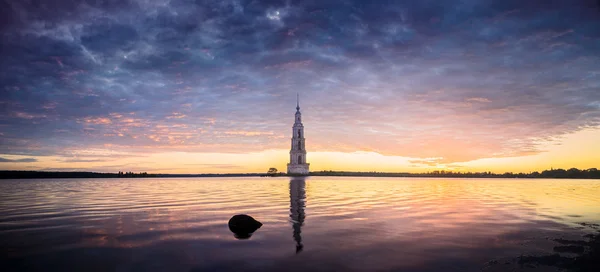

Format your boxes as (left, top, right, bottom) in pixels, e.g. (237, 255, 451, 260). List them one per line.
(0, 157, 38, 163)
(1, 0, 599, 167)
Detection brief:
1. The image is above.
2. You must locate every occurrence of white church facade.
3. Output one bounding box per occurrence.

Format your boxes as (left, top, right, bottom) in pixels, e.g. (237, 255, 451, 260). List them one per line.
(287, 95, 310, 175)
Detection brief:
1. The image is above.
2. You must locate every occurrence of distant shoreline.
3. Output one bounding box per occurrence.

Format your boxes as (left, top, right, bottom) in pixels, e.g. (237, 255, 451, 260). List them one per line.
(1, 168, 599, 179)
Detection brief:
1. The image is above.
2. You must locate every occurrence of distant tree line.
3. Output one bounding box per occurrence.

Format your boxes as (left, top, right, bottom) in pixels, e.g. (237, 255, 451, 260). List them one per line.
(310, 168, 600, 179)
(117, 171, 153, 177)
(1, 168, 599, 179)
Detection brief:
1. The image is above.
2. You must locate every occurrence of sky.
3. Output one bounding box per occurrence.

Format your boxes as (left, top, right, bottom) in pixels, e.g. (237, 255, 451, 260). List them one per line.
(1, 0, 600, 174)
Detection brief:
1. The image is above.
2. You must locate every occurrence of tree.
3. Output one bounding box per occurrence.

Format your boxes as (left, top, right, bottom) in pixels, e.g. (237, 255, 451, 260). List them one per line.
(267, 168, 278, 177)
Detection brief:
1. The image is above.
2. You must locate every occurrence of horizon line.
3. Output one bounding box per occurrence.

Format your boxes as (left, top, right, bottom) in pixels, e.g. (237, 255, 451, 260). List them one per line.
(1, 167, 598, 176)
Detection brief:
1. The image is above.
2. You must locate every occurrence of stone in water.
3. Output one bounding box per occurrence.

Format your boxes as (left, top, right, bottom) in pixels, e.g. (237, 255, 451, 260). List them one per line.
(228, 214, 263, 239)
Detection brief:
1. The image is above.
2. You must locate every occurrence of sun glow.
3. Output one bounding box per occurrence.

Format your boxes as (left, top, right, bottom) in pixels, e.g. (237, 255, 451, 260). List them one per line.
(2, 128, 599, 174)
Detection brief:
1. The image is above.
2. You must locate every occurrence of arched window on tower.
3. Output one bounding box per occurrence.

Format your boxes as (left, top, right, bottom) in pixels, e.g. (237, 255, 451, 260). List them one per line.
(298, 155, 302, 164)
(297, 141, 301, 150)
(297, 130, 301, 138)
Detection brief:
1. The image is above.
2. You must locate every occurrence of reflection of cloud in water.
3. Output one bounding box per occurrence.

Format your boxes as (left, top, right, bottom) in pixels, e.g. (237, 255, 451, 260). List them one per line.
(2, 178, 600, 271)
(290, 177, 306, 253)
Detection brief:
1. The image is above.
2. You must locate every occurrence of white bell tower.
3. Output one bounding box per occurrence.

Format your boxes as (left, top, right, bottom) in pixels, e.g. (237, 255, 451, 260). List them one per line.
(287, 94, 310, 175)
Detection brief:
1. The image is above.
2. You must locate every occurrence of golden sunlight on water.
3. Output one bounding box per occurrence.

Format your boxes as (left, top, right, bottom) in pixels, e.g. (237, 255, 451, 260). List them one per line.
(1, 177, 599, 271)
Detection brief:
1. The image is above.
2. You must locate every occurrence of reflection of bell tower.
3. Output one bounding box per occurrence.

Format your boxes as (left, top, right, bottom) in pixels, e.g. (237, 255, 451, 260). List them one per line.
(289, 177, 306, 253)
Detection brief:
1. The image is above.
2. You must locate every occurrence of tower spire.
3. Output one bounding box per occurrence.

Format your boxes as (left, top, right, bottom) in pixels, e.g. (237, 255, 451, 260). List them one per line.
(288, 93, 309, 175)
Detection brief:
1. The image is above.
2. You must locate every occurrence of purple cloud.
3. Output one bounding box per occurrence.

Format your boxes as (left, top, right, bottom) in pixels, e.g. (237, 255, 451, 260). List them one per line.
(0, 0, 599, 164)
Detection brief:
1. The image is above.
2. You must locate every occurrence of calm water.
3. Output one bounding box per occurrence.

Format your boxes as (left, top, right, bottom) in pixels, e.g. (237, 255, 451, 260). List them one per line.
(1, 177, 599, 272)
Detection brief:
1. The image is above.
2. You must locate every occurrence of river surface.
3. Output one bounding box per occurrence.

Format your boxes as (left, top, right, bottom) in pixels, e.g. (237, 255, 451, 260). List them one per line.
(1, 177, 599, 271)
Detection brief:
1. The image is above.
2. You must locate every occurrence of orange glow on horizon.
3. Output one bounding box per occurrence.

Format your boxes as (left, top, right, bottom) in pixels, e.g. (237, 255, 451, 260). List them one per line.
(1, 128, 599, 174)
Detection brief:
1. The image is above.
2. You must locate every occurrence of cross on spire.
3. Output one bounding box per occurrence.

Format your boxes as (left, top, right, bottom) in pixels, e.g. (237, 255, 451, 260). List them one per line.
(296, 93, 300, 111)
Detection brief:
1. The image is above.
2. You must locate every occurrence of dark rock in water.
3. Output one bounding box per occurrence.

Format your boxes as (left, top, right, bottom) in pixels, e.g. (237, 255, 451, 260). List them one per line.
(228, 214, 262, 239)
(515, 229, 600, 272)
(554, 245, 585, 254)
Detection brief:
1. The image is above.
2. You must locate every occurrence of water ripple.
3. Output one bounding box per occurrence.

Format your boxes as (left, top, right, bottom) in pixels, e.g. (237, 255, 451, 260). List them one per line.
(1, 177, 599, 271)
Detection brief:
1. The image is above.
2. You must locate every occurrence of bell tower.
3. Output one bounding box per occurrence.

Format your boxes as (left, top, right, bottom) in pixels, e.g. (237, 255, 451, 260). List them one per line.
(287, 94, 310, 175)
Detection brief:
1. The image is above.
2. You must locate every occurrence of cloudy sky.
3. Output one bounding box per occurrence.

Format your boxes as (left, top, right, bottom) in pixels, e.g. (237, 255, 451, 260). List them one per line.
(1, 0, 599, 173)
